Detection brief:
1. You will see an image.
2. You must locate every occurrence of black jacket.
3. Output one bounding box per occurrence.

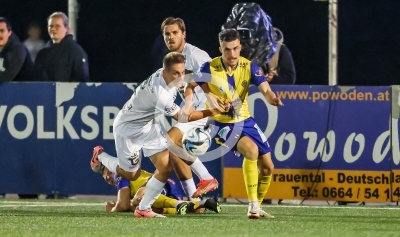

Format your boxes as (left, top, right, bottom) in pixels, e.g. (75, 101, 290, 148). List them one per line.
(0, 33, 33, 82)
(33, 35, 89, 82)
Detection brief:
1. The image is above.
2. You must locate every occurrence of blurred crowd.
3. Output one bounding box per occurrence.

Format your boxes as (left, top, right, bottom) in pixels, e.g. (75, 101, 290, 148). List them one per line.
(0, 12, 89, 83)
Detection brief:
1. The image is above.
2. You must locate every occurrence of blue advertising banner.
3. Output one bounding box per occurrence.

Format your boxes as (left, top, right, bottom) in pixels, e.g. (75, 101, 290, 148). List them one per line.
(0, 82, 222, 197)
(223, 85, 400, 202)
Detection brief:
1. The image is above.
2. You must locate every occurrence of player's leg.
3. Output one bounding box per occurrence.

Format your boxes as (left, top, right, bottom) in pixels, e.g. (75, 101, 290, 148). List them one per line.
(91, 123, 142, 181)
(133, 187, 190, 215)
(134, 148, 171, 218)
(242, 118, 275, 218)
(237, 136, 261, 219)
(170, 123, 218, 198)
(257, 152, 275, 218)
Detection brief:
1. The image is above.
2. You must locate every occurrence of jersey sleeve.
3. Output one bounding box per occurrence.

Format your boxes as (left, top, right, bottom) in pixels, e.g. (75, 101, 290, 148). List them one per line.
(155, 88, 180, 117)
(191, 50, 211, 72)
(194, 61, 211, 87)
(114, 174, 129, 191)
(250, 62, 267, 86)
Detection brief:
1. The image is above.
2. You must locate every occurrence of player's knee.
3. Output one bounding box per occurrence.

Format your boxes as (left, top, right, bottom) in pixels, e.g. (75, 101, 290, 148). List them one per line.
(240, 146, 258, 160)
(158, 163, 173, 177)
(259, 162, 274, 175)
(238, 138, 259, 160)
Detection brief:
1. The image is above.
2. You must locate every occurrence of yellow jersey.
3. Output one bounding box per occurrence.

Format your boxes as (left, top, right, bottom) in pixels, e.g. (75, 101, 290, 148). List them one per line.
(114, 170, 152, 198)
(198, 56, 266, 123)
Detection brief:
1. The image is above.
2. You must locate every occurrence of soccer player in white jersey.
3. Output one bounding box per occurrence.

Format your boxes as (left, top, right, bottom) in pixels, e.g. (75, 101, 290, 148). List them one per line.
(90, 52, 228, 218)
(161, 17, 218, 200)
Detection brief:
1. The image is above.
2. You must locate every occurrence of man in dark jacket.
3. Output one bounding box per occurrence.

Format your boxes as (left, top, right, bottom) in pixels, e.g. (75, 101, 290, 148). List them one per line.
(0, 17, 33, 82)
(33, 12, 89, 82)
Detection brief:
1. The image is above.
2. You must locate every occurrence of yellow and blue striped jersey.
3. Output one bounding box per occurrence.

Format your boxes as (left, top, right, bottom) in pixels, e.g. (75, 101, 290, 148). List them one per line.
(198, 56, 266, 123)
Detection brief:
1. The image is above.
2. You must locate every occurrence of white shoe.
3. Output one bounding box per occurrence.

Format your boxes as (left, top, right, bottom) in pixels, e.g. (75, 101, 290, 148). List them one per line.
(259, 208, 275, 218)
(247, 202, 260, 219)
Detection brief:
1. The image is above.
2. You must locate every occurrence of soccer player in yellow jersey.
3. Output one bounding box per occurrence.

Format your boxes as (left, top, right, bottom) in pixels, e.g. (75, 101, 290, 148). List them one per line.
(99, 166, 221, 215)
(187, 29, 283, 219)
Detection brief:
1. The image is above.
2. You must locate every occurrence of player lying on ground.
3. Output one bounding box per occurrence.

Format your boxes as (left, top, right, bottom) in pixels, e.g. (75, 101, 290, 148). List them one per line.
(91, 52, 229, 218)
(98, 164, 221, 215)
(186, 29, 283, 219)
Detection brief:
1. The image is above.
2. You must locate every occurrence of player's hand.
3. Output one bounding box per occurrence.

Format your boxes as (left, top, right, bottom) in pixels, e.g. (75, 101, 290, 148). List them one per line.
(269, 97, 284, 106)
(105, 201, 116, 212)
(206, 93, 225, 111)
(223, 102, 231, 112)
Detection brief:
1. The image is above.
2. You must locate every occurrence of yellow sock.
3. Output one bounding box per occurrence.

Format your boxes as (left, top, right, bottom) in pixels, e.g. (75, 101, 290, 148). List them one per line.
(152, 194, 178, 208)
(242, 158, 259, 202)
(192, 201, 200, 210)
(164, 208, 177, 214)
(257, 175, 272, 206)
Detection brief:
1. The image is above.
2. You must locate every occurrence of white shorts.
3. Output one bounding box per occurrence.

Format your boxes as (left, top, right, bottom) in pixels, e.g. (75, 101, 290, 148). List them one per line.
(174, 117, 210, 134)
(113, 122, 168, 172)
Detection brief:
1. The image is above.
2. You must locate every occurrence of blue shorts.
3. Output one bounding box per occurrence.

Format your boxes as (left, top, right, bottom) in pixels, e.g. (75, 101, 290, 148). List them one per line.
(161, 179, 183, 200)
(211, 117, 272, 156)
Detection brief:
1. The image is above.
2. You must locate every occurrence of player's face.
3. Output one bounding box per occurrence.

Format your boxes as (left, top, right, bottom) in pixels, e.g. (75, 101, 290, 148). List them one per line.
(102, 167, 115, 186)
(163, 62, 185, 88)
(0, 22, 11, 48)
(163, 24, 186, 52)
(48, 17, 68, 43)
(219, 39, 242, 67)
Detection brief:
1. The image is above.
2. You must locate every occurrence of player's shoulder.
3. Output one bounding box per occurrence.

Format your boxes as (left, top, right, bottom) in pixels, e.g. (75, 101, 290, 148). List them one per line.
(184, 43, 210, 58)
(148, 68, 164, 88)
(209, 56, 222, 67)
(238, 56, 252, 66)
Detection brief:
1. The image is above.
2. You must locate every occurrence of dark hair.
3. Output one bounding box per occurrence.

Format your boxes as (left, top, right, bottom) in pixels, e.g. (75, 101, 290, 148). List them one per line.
(0, 17, 12, 31)
(218, 29, 240, 44)
(163, 52, 185, 69)
(161, 17, 186, 34)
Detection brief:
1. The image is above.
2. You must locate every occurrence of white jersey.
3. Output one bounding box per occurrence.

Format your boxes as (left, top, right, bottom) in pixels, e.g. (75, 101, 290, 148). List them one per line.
(115, 68, 180, 134)
(180, 43, 211, 110)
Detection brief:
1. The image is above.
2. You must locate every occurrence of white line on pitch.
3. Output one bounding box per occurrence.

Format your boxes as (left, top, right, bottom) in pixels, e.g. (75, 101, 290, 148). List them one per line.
(0, 202, 399, 210)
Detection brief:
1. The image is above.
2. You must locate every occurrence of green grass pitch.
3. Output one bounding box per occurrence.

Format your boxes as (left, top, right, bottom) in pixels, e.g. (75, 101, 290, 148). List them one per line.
(0, 200, 399, 237)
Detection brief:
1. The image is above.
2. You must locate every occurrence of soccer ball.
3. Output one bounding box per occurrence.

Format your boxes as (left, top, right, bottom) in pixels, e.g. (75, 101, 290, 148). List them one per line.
(182, 127, 211, 156)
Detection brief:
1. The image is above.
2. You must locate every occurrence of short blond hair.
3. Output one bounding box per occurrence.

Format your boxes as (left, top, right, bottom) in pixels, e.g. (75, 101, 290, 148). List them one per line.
(163, 52, 185, 69)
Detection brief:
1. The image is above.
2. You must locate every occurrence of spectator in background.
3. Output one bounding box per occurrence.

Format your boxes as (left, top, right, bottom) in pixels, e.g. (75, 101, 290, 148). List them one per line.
(33, 12, 89, 82)
(23, 22, 45, 62)
(265, 28, 296, 85)
(0, 17, 33, 82)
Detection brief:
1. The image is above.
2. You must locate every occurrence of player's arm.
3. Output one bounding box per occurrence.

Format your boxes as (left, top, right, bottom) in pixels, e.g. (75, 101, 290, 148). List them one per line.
(106, 175, 135, 212)
(160, 88, 225, 123)
(170, 103, 224, 123)
(251, 63, 283, 106)
(110, 187, 133, 212)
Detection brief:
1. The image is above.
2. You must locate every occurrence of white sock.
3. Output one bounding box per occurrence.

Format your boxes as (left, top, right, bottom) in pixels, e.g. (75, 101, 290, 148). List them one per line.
(98, 152, 118, 173)
(190, 158, 213, 180)
(138, 177, 166, 210)
(180, 178, 200, 201)
(173, 200, 184, 207)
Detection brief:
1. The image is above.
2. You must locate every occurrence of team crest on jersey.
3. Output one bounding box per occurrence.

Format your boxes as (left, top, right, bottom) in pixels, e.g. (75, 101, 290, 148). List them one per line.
(239, 62, 248, 67)
(241, 80, 248, 87)
(254, 69, 263, 77)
